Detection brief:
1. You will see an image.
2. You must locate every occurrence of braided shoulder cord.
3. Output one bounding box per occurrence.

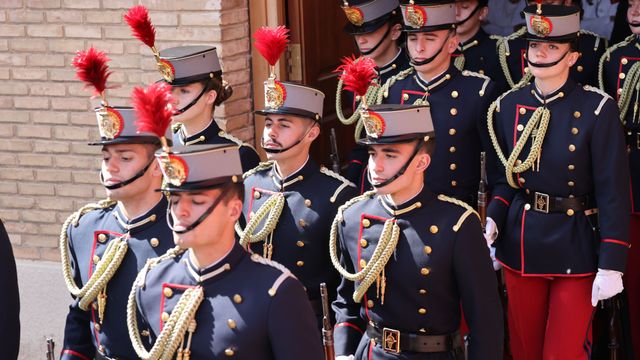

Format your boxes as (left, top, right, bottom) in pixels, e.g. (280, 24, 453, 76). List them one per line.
(617, 61, 640, 124)
(598, 35, 635, 91)
(237, 193, 286, 246)
(319, 166, 355, 203)
(60, 199, 117, 298)
(497, 27, 528, 88)
(242, 161, 274, 180)
(436, 195, 480, 232)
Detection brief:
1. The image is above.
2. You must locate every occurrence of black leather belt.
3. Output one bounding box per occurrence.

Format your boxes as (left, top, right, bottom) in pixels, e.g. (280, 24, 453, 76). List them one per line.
(626, 130, 640, 150)
(95, 351, 118, 360)
(366, 323, 462, 354)
(523, 191, 594, 214)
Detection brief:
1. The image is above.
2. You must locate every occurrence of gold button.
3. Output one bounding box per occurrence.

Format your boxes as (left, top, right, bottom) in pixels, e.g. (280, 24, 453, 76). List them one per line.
(566, 209, 575, 216)
(95, 323, 101, 331)
(367, 300, 374, 308)
(296, 260, 304, 267)
(524, 203, 531, 210)
(391, 64, 397, 69)
(573, 111, 581, 119)
(524, 67, 529, 73)
(479, 69, 485, 75)
(430, 225, 438, 234)
(569, 144, 576, 152)
(577, 65, 584, 72)
(622, 58, 629, 65)
(568, 164, 575, 171)
(227, 319, 237, 329)
(519, 177, 525, 184)
(360, 239, 368, 248)
(296, 240, 305, 248)
(568, 181, 575, 187)
(451, 180, 457, 187)
(419, 289, 427, 295)
(619, 72, 626, 79)
(571, 127, 579, 135)
(449, 163, 457, 171)
(519, 107, 526, 115)
(98, 233, 107, 243)
(517, 124, 524, 132)
(93, 255, 100, 264)
(304, 199, 312, 207)
(163, 287, 173, 298)
(99, 345, 105, 353)
(92, 302, 97, 309)
(449, 128, 456, 136)
(418, 308, 427, 315)
(150, 238, 159, 247)
(403, 93, 409, 101)
(298, 219, 307, 228)
(161, 312, 170, 322)
(450, 108, 458, 116)
(233, 294, 243, 304)
(141, 330, 150, 336)
(420, 267, 430, 276)
(362, 218, 371, 228)
(225, 348, 235, 356)
(355, 95, 361, 102)
(149, 214, 156, 222)
(617, 88, 623, 95)
(424, 246, 432, 254)
(451, 90, 458, 98)
(515, 159, 522, 166)
(253, 191, 261, 199)
(360, 259, 367, 268)
(449, 146, 456, 153)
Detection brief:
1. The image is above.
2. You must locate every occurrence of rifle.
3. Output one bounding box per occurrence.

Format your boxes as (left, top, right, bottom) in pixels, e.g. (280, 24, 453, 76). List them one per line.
(46, 338, 55, 360)
(320, 283, 335, 360)
(478, 151, 488, 230)
(329, 128, 341, 174)
(605, 295, 622, 360)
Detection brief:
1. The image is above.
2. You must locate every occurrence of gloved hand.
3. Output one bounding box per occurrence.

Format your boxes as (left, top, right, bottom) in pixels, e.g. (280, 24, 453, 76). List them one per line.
(591, 268, 624, 306)
(483, 217, 498, 247)
(489, 246, 502, 271)
(336, 356, 354, 360)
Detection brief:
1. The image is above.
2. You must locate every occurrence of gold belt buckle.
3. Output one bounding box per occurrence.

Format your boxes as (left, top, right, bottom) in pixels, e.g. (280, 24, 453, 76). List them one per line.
(534, 192, 549, 213)
(382, 327, 401, 353)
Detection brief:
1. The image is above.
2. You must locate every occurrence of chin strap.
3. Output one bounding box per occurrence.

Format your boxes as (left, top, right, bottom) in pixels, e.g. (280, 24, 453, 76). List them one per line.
(174, 85, 208, 115)
(100, 159, 154, 190)
(525, 50, 569, 69)
(167, 184, 230, 234)
(357, 23, 392, 56)
(368, 140, 423, 189)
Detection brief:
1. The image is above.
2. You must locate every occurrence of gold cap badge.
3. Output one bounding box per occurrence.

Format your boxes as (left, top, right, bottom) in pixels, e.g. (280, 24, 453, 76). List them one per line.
(97, 107, 124, 140)
(265, 79, 287, 109)
(362, 110, 386, 138)
(160, 154, 189, 186)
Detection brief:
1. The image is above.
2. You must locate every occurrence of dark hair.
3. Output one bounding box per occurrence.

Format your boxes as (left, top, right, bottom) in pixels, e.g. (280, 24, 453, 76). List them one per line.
(199, 75, 234, 108)
(419, 137, 436, 156)
(222, 182, 244, 203)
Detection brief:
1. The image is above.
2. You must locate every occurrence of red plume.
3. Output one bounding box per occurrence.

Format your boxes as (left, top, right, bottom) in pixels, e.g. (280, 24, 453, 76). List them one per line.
(334, 55, 378, 97)
(71, 47, 112, 97)
(253, 26, 290, 66)
(131, 82, 174, 139)
(124, 5, 156, 48)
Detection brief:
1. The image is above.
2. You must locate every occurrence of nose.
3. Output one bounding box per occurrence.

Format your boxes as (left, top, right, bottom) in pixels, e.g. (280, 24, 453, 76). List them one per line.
(104, 158, 119, 174)
(171, 89, 181, 106)
(171, 200, 190, 222)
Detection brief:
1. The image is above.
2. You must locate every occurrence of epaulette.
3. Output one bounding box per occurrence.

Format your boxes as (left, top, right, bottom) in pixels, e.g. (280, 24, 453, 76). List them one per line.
(583, 85, 613, 115)
(242, 161, 274, 180)
(437, 194, 480, 232)
(136, 246, 185, 289)
(218, 130, 258, 152)
(489, 34, 503, 42)
(602, 34, 635, 62)
(171, 122, 183, 134)
(578, 29, 606, 51)
(68, 198, 117, 229)
(249, 253, 296, 296)
(494, 79, 528, 112)
(335, 190, 376, 222)
(377, 67, 415, 104)
(319, 166, 356, 203)
(498, 26, 527, 54)
(461, 70, 491, 96)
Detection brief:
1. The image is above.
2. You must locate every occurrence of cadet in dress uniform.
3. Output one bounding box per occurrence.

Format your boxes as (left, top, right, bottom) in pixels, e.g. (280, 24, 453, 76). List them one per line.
(0, 219, 19, 360)
(496, 0, 607, 88)
(485, 4, 631, 358)
(127, 141, 324, 359)
(124, 5, 260, 172)
(331, 104, 503, 359)
(598, 0, 640, 355)
(452, 0, 509, 94)
(339, 0, 412, 193)
(61, 51, 174, 359)
(373, 0, 497, 205)
(239, 29, 358, 325)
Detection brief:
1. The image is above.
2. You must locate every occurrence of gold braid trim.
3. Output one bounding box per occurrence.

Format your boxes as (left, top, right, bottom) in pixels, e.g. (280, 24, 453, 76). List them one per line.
(242, 161, 274, 180)
(249, 253, 297, 296)
(319, 166, 355, 203)
(579, 29, 607, 52)
(60, 199, 119, 299)
(437, 195, 480, 232)
(454, 54, 465, 71)
(237, 193, 286, 246)
(127, 247, 203, 360)
(598, 35, 636, 91)
(615, 62, 640, 124)
(328, 191, 401, 303)
(219, 130, 258, 153)
(497, 27, 528, 88)
(487, 96, 552, 188)
(461, 70, 491, 96)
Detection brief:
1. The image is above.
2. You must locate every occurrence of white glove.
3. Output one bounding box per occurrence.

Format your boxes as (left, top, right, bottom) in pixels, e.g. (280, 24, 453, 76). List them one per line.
(483, 217, 498, 247)
(591, 269, 624, 306)
(490, 246, 502, 271)
(336, 356, 354, 360)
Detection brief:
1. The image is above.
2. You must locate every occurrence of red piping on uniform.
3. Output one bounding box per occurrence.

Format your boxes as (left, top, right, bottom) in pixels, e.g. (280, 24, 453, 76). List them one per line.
(493, 196, 510, 206)
(500, 258, 596, 278)
(520, 207, 527, 274)
(400, 90, 426, 105)
(88, 230, 122, 278)
(520, 49, 527, 76)
(334, 322, 364, 333)
(350, 159, 363, 166)
(602, 239, 631, 247)
(159, 283, 196, 331)
(62, 349, 91, 360)
(368, 339, 374, 358)
(91, 306, 100, 346)
(513, 105, 537, 188)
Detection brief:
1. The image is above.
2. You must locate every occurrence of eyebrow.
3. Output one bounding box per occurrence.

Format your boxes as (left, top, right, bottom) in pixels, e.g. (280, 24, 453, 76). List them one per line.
(265, 117, 294, 124)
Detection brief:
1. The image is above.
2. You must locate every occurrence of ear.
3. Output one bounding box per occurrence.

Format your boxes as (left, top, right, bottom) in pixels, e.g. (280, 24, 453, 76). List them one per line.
(447, 33, 459, 53)
(567, 51, 580, 66)
(415, 153, 431, 172)
(478, 6, 489, 22)
(205, 89, 218, 106)
(150, 158, 163, 177)
(227, 198, 243, 222)
(306, 123, 320, 142)
(390, 23, 403, 41)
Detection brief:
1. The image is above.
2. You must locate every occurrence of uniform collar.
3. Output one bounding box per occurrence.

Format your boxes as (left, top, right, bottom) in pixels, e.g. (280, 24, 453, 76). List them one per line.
(184, 242, 245, 283)
(270, 157, 317, 190)
(178, 118, 224, 146)
(529, 78, 576, 106)
(457, 28, 488, 52)
(112, 196, 167, 234)
(378, 185, 434, 217)
(414, 62, 457, 93)
(378, 48, 403, 77)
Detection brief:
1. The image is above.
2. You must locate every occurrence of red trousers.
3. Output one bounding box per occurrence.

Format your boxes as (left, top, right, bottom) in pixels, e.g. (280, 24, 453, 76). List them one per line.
(625, 214, 640, 359)
(504, 269, 595, 360)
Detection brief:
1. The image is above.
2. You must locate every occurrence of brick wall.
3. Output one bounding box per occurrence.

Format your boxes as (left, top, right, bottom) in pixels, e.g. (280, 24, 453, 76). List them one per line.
(0, 0, 254, 260)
